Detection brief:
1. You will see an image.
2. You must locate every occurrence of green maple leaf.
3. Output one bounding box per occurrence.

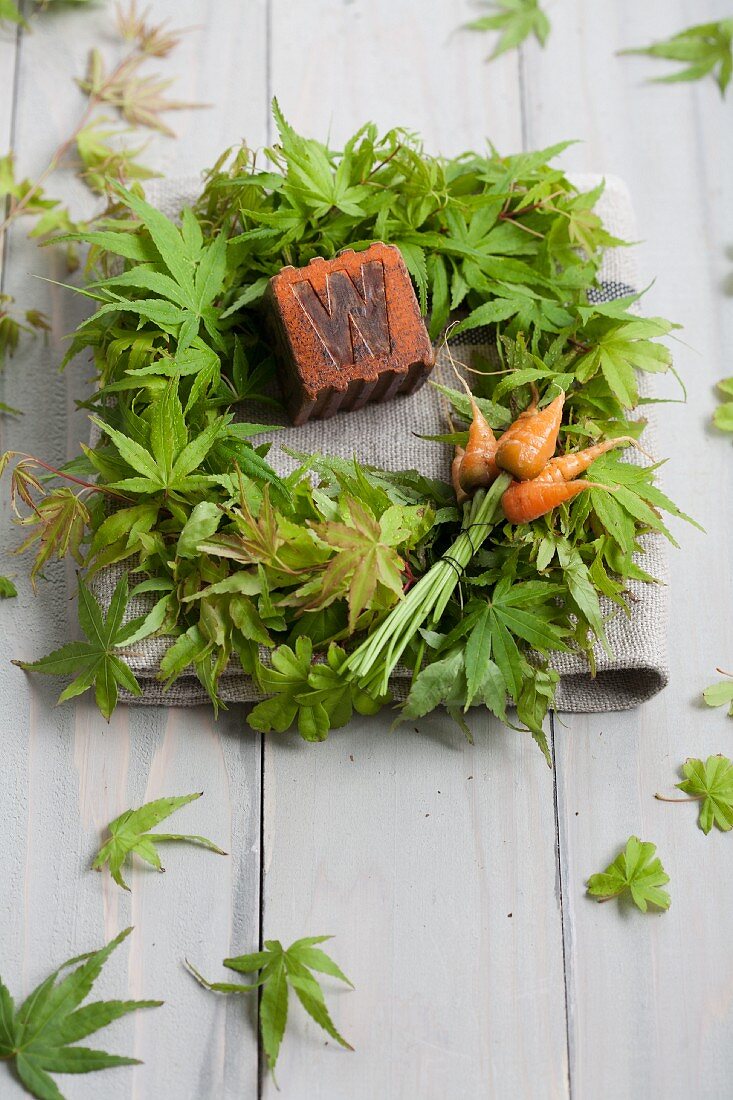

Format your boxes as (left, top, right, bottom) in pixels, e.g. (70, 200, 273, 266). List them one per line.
(0, 576, 17, 597)
(75, 120, 158, 196)
(465, 580, 569, 700)
(703, 669, 733, 715)
(92, 791, 227, 891)
(0, 0, 26, 27)
(187, 935, 353, 1079)
(247, 637, 385, 742)
(466, 0, 551, 60)
(0, 927, 161, 1100)
(585, 453, 701, 560)
(310, 499, 407, 631)
(401, 580, 566, 760)
(713, 377, 733, 432)
(657, 755, 733, 835)
(14, 573, 142, 720)
(271, 98, 371, 218)
(573, 314, 675, 408)
(73, 185, 229, 351)
(587, 836, 670, 912)
(620, 20, 733, 96)
(89, 380, 231, 497)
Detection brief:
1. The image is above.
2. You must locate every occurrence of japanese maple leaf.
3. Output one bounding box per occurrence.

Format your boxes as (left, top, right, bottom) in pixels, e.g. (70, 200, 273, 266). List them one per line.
(187, 934, 353, 1080)
(0, 927, 160, 1100)
(15, 573, 142, 720)
(657, 756, 733, 835)
(621, 20, 733, 96)
(587, 836, 670, 912)
(702, 670, 733, 716)
(79, 186, 227, 347)
(93, 792, 226, 890)
(466, 0, 551, 60)
(89, 389, 230, 499)
(310, 499, 405, 630)
(247, 638, 384, 742)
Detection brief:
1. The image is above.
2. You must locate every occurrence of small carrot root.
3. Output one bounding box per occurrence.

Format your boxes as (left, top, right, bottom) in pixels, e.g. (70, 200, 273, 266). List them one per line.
(534, 435, 638, 483)
(458, 398, 500, 491)
(495, 391, 565, 481)
(452, 446, 469, 506)
(440, 338, 502, 492)
(501, 477, 596, 525)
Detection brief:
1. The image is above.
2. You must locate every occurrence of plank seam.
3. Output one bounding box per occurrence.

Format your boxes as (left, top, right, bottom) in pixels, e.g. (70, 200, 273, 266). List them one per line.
(264, 0, 273, 145)
(517, 42, 530, 153)
(259, 4, 272, 1094)
(0, 17, 23, 291)
(257, 729, 265, 1097)
(551, 711, 574, 1100)
(523, 42, 573, 1095)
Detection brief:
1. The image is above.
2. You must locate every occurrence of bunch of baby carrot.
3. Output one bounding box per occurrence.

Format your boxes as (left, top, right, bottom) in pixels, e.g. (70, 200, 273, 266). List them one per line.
(343, 387, 636, 699)
(453, 390, 634, 519)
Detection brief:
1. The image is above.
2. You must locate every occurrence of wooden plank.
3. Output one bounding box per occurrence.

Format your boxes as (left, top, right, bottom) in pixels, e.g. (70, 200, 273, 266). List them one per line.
(0, 2, 269, 1097)
(261, 719, 570, 1100)
(0, 8, 23, 1079)
(522, 1, 733, 1096)
(268, 0, 523, 155)
(262, 3, 569, 1098)
(0, 16, 20, 286)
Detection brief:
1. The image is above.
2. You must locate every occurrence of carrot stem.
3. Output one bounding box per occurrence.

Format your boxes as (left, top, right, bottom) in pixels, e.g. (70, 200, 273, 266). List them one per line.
(343, 473, 512, 696)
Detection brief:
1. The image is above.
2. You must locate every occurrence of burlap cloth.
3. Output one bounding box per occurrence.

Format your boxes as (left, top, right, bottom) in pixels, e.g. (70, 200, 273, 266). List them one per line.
(92, 175, 669, 713)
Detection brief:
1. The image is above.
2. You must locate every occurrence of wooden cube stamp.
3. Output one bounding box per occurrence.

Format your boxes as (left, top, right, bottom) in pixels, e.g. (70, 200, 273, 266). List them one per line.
(265, 242, 434, 425)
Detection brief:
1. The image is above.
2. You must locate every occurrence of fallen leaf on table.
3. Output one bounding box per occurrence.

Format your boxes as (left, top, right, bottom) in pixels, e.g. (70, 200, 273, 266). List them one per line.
(0, 576, 17, 597)
(587, 836, 670, 912)
(703, 669, 733, 715)
(656, 755, 733, 835)
(620, 19, 733, 96)
(0, 927, 160, 1100)
(713, 377, 733, 431)
(93, 791, 226, 890)
(14, 573, 142, 720)
(465, 0, 551, 60)
(187, 935, 353, 1079)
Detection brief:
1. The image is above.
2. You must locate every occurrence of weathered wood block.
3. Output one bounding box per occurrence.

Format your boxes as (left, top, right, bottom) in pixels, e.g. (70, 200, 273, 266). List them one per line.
(265, 242, 434, 425)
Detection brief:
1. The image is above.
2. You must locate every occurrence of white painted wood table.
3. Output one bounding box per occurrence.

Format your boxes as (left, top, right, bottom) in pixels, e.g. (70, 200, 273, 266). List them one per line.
(1, 2, 732, 1097)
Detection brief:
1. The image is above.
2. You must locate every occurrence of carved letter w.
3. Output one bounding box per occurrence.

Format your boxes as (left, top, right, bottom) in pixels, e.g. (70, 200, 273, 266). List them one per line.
(291, 260, 391, 367)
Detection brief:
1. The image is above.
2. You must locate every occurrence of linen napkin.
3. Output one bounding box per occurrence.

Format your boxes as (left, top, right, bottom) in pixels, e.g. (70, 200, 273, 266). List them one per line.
(92, 174, 668, 713)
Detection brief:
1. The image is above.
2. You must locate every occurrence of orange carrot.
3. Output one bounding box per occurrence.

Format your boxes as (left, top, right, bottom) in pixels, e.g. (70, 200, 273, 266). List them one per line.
(452, 446, 470, 506)
(534, 437, 636, 484)
(495, 392, 565, 481)
(502, 478, 597, 525)
(458, 397, 500, 492)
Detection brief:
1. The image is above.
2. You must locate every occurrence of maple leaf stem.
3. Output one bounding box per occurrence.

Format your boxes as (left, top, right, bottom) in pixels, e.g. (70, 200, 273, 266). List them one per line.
(5, 452, 131, 500)
(654, 793, 705, 803)
(361, 143, 404, 184)
(0, 34, 160, 243)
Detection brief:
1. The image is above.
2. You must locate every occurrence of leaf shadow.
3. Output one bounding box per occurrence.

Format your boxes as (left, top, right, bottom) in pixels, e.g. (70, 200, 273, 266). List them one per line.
(217, 702, 477, 755)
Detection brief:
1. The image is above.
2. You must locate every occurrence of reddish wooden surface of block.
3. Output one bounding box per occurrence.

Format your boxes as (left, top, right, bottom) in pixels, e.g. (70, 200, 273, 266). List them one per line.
(265, 242, 434, 425)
